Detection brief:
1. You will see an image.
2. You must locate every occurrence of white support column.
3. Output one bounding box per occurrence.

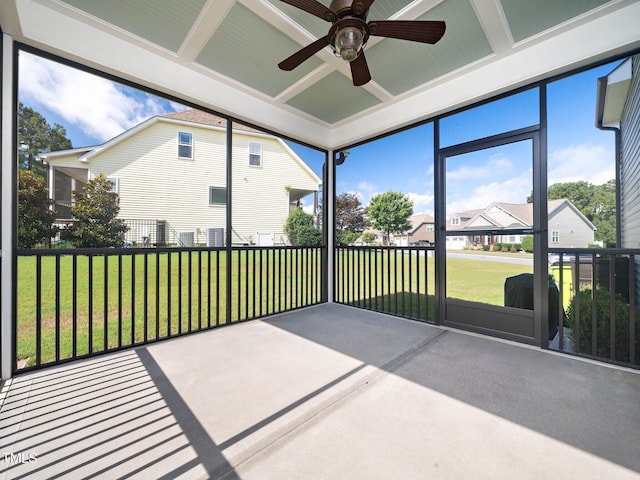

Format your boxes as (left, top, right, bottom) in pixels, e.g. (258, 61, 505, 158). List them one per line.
(1, 34, 15, 380)
(326, 150, 335, 303)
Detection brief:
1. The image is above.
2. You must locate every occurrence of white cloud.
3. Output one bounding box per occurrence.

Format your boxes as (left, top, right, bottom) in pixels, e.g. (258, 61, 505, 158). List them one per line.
(407, 192, 434, 212)
(447, 173, 531, 215)
(19, 52, 177, 143)
(357, 181, 377, 192)
(447, 154, 513, 181)
(548, 144, 614, 185)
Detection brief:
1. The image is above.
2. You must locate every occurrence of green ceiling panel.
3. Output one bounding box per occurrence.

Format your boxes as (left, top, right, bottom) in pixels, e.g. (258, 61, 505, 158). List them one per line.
(501, 0, 610, 42)
(197, 3, 323, 97)
(61, 0, 206, 52)
(287, 71, 381, 124)
(366, 0, 492, 96)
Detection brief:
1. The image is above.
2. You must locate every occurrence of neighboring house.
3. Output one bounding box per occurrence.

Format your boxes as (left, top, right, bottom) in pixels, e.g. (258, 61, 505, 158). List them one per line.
(446, 200, 596, 250)
(41, 110, 321, 246)
(393, 213, 435, 246)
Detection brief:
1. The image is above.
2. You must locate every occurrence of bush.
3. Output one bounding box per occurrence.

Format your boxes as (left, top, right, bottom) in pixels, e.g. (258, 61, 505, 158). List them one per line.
(493, 243, 501, 251)
(284, 207, 313, 245)
(338, 229, 360, 246)
(521, 235, 534, 253)
(566, 286, 639, 364)
(296, 225, 322, 246)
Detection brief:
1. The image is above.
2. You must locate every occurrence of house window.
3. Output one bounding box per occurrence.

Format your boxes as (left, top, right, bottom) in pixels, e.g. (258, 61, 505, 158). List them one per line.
(178, 131, 193, 159)
(209, 186, 227, 205)
(451, 217, 460, 226)
(249, 142, 262, 167)
(552, 230, 559, 244)
(508, 235, 516, 242)
(106, 177, 119, 193)
(426, 224, 434, 231)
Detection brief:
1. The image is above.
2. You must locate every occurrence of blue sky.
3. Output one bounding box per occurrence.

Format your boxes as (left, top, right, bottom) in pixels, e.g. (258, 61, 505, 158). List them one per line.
(19, 50, 619, 217)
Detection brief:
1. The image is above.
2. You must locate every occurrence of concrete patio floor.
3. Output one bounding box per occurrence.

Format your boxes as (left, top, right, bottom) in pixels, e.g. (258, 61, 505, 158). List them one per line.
(1, 303, 639, 479)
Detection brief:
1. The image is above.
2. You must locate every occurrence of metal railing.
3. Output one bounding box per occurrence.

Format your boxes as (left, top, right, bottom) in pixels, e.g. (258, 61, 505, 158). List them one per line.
(335, 246, 435, 322)
(549, 248, 638, 368)
(15, 245, 325, 371)
(336, 245, 638, 368)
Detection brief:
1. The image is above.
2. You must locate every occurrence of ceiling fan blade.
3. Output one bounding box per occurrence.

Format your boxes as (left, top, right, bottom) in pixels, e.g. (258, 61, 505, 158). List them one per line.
(368, 20, 446, 44)
(278, 36, 330, 71)
(351, 0, 375, 16)
(279, 0, 336, 22)
(350, 52, 371, 86)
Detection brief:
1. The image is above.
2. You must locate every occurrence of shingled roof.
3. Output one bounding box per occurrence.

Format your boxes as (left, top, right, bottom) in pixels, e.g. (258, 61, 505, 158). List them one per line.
(160, 109, 264, 134)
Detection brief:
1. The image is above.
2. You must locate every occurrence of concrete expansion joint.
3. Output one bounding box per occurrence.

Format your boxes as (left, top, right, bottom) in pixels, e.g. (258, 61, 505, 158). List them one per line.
(222, 330, 450, 476)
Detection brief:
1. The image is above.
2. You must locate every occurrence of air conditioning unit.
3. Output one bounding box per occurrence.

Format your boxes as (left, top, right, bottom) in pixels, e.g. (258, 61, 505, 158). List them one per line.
(207, 228, 224, 247)
(178, 231, 194, 247)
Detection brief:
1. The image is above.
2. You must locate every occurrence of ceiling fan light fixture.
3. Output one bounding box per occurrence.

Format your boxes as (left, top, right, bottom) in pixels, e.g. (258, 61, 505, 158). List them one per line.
(333, 26, 364, 62)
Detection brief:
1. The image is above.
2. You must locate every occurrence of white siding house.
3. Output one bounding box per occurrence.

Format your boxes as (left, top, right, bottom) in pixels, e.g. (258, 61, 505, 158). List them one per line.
(41, 110, 321, 246)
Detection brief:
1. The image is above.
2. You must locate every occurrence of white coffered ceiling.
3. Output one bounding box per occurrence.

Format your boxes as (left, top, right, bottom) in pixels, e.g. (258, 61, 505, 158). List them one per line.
(1, 0, 639, 149)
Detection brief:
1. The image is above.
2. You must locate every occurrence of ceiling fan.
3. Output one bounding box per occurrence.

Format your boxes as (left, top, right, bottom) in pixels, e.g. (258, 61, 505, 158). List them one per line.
(278, 0, 446, 86)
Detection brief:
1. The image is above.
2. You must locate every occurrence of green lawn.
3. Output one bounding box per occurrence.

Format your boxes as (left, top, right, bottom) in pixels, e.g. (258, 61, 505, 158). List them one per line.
(335, 250, 532, 316)
(17, 249, 322, 366)
(446, 257, 533, 305)
(16, 248, 531, 367)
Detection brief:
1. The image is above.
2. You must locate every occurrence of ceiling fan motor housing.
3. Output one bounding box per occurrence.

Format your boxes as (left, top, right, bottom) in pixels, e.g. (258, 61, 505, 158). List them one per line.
(329, 17, 370, 61)
(330, 0, 369, 18)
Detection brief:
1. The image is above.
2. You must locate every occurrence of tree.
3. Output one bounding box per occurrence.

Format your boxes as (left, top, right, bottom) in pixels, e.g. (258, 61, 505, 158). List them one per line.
(366, 191, 413, 245)
(62, 173, 127, 248)
(18, 170, 58, 248)
(18, 103, 72, 176)
(361, 232, 377, 245)
(528, 180, 617, 246)
(336, 192, 367, 246)
(284, 207, 321, 246)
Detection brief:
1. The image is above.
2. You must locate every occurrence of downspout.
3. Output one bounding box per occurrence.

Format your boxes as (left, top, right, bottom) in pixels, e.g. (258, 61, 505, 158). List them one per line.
(595, 76, 622, 247)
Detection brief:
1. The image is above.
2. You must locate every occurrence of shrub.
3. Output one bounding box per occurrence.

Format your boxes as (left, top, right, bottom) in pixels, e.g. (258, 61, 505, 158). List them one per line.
(510, 246, 517, 253)
(493, 243, 501, 251)
(566, 286, 639, 364)
(338, 229, 360, 246)
(521, 235, 534, 252)
(296, 225, 322, 246)
(284, 207, 314, 245)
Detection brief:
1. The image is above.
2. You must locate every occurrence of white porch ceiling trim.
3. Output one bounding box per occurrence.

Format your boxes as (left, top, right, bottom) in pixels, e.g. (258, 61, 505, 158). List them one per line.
(4, 0, 640, 150)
